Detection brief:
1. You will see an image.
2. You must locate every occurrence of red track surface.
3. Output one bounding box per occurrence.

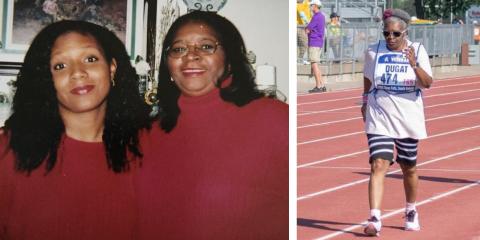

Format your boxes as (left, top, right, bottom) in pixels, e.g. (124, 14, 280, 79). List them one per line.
(297, 76, 480, 240)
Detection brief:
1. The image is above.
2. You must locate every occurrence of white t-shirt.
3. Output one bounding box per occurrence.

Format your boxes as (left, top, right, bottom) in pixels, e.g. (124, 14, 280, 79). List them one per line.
(363, 40, 433, 139)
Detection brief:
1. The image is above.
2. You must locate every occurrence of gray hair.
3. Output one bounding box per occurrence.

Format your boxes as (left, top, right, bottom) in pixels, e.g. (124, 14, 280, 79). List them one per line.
(384, 16, 408, 30)
(382, 9, 410, 30)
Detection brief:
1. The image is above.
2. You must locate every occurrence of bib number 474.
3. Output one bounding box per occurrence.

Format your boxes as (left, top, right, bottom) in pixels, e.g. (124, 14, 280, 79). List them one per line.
(380, 73, 398, 84)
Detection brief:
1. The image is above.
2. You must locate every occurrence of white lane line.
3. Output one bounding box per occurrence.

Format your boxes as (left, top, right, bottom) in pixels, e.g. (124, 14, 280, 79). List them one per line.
(434, 75, 480, 82)
(304, 166, 371, 170)
(298, 85, 480, 106)
(298, 110, 480, 145)
(297, 76, 480, 98)
(427, 125, 480, 138)
(428, 109, 480, 121)
(426, 88, 480, 98)
(433, 81, 480, 89)
(298, 106, 358, 116)
(298, 97, 480, 129)
(297, 105, 360, 116)
(297, 147, 480, 201)
(298, 96, 359, 106)
(298, 110, 328, 114)
(298, 117, 363, 129)
(418, 168, 480, 173)
(304, 166, 480, 173)
(297, 125, 480, 168)
(298, 131, 364, 145)
(298, 150, 368, 168)
(298, 89, 480, 116)
(314, 179, 480, 240)
(297, 87, 363, 96)
(299, 98, 480, 127)
(426, 97, 480, 108)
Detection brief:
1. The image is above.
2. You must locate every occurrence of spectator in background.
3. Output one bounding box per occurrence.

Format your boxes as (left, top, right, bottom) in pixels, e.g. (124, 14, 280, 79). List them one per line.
(353, 31, 367, 60)
(297, 0, 311, 64)
(327, 12, 343, 61)
(306, 0, 326, 93)
(452, 16, 464, 24)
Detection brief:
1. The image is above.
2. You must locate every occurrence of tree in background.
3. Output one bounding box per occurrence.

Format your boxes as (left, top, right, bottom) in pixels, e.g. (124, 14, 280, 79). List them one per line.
(387, 0, 480, 22)
(414, 0, 425, 19)
(385, 0, 416, 19)
(416, 0, 480, 21)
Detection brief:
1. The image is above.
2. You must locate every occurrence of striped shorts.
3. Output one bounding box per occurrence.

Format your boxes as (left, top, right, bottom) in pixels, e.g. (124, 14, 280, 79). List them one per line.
(367, 134, 419, 166)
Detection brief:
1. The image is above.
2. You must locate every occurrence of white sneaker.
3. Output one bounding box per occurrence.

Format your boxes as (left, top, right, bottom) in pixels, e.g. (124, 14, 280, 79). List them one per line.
(404, 210, 420, 231)
(364, 216, 381, 236)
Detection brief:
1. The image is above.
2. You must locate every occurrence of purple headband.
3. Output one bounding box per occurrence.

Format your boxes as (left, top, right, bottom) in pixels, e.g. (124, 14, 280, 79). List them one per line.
(383, 9, 393, 20)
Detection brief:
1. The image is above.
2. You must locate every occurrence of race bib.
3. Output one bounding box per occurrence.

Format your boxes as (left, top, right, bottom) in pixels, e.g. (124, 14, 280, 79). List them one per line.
(373, 42, 418, 93)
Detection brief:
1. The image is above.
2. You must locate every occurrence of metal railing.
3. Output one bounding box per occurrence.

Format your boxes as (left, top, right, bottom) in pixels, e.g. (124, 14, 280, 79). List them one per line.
(297, 23, 475, 75)
(320, 0, 386, 21)
(321, 0, 386, 10)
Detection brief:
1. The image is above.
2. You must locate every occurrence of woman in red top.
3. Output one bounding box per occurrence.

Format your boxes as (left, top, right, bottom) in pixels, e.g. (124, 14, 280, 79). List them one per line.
(136, 11, 289, 239)
(0, 21, 150, 239)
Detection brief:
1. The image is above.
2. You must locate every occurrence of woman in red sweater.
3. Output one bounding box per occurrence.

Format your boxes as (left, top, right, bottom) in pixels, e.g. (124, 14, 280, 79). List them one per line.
(136, 11, 289, 239)
(0, 21, 150, 239)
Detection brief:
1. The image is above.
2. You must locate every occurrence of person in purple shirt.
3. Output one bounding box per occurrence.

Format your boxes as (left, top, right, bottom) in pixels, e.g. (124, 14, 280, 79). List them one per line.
(306, 0, 326, 93)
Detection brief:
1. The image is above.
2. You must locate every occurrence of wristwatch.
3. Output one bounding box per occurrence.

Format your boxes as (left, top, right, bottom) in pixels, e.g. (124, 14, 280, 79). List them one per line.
(412, 62, 420, 69)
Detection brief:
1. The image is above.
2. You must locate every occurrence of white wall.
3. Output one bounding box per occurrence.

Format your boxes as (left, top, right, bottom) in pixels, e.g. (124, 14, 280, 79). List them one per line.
(0, 1, 3, 49)
(175, 0, 289, 100)
(0, 1, 290, 99)
(0, 2, 3, 38)
(220, 1, 289, 100)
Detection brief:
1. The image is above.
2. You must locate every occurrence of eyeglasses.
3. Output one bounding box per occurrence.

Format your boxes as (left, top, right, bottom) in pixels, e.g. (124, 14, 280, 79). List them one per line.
(382, 30, 407, 38)
(166, 41, 221, 58)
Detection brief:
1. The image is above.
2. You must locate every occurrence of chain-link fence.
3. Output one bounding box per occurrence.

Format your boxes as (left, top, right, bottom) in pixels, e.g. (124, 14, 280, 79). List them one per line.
(298, 24, 474, 75)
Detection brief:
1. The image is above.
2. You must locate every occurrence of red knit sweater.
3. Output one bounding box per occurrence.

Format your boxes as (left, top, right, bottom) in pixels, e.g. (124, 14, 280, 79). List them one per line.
(0, 135, 137, 240)
(136, 90, 289, 239)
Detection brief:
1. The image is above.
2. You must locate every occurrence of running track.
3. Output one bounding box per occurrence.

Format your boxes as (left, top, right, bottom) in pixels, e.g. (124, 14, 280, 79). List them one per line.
(297, 75, 480, 240)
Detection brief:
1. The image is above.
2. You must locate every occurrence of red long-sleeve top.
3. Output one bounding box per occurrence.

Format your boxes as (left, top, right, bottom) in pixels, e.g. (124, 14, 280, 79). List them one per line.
(0, 89, 289, 239)
(0, 135, 138, 240)
(136, 89, 289, 239)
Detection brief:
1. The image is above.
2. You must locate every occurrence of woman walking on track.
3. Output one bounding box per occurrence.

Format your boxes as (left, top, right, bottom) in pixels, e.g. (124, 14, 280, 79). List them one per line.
(361, 9, 433, 236)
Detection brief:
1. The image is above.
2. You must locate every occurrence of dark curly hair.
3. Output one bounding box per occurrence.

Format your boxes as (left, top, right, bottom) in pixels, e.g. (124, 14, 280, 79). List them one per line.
(156, 11, 263, 132)
(4, 20, 151, 173)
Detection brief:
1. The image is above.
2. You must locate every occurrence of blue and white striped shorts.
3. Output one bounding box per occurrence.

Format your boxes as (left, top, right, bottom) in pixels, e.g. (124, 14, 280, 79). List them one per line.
(367, 134, 419, 166)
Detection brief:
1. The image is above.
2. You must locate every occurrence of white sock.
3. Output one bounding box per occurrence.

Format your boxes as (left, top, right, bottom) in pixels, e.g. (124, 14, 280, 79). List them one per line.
(370, 209, 381, 219)
(406, 202, 416, 212)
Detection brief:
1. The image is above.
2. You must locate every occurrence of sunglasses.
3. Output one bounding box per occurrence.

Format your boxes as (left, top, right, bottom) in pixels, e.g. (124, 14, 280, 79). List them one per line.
(382, 30, 407, 38)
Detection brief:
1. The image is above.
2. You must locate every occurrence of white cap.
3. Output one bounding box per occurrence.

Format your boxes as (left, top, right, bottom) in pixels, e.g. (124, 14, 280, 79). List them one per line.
(309, 0, 322, 7)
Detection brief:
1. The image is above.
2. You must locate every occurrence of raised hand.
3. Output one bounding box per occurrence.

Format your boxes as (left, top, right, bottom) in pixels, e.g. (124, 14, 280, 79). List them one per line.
(403, 46, 417, 68)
